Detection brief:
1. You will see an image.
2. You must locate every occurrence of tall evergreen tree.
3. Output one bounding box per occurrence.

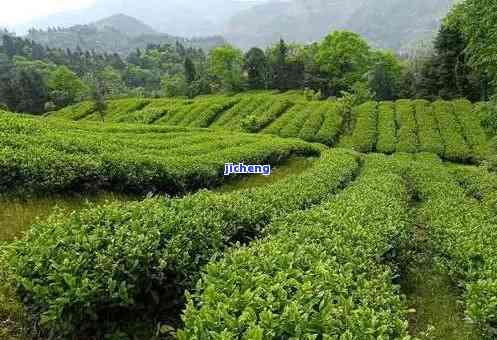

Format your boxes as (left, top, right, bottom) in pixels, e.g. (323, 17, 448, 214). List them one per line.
(272, 39, 288, 90)
(184, 57, 196, 84)
(244, 47, 267, 90)
(2, 35, 16, 59)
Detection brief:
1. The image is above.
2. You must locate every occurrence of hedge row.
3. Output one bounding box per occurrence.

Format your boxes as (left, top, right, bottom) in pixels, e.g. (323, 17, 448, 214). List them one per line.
(246, 98, 294, 132)
(452, 99, 491, 162)
(47, 100, 96, 121)
(404, 153, 497, 331)
(263, 103, 309, 136)
(433, 100, 471, 162)
(5, 149, 359, 335)
(179, 153, 411, 339)
(338, 101, 378, 152)
(116, 99, 183, 124)
(0, 115, 320, 195)
(448, 163, 497, 209)
(395, 99, 418, 153)
(298, 102, 326, 141)
(84, 98, 151, 122)
(375, 101, 397, 153)
(213, 94, 272, 129)
(413, 99, 444, 156)
(314, 102, 344, 146)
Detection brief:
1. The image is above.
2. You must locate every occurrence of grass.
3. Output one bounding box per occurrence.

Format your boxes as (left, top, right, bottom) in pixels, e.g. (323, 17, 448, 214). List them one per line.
(401, 225, 482, 339)
(0, 193, 137, 242)
(214, 156, 317, 193)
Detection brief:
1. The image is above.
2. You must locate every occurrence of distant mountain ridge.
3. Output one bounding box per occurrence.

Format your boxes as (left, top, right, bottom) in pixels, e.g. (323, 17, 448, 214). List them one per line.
(225, 0, 455, 51)
(15, 0, 264, 38)
(92, 14, 157, 37)
(25, 14, 226, 55)
(16, 0, 455, 52)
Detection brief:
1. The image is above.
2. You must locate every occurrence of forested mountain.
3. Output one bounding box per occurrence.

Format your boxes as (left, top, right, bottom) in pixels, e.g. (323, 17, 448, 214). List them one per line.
(16, 0, 454, 51)
(26, 14, 226, 55)
(16, 0, 263, 38)
(92, 14, 157, 37)
(225, 0, 455, 50)
(347, 0, 454, 51)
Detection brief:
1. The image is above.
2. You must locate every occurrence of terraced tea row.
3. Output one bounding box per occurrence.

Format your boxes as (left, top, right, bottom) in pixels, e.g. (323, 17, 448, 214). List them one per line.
(4, 149, 359, 335)
(48, 94, 493, 162)
(339, 99, 491, 162)
(403, 154, 497, 332)
(0, 113, 319, 195)
(179, 154, 412, 338)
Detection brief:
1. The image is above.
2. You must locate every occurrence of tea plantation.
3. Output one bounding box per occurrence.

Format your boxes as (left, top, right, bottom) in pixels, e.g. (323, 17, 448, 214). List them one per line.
(48, 92, 493, 162)
(2, 93, 497, 339)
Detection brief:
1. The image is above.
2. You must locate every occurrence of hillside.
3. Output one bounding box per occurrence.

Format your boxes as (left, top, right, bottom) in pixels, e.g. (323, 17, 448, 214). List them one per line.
(16, 0, 263, 38)
(225, 0, 455, 50)
(47, 92, 493, 163)
(92, 14, 158, 37)
(16, 0, 455, 51)
(25, 14, 226, 54)
(3, 92, 497, 338)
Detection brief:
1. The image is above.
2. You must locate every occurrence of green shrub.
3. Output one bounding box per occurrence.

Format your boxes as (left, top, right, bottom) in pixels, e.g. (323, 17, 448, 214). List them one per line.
(395, 99, 418, 153)
(452, 99, 492, 162)
(403, 153, 497, 332)
(414, 99, 444, 156)
(179, 153, 411, 339)
(0, 115, 320, 195)
(314, 102, 344, 146)
(338, 101, 378, 152)
(376, 101, 397, 153)
(433, 100, 471, 162)
(298, 102, 326, 142)
(5, 149, 359, 335)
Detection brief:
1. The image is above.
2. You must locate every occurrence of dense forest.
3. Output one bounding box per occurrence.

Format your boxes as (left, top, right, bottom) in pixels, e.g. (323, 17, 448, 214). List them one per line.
(25, 14, 226, 55)
(0, 0, 493, 115)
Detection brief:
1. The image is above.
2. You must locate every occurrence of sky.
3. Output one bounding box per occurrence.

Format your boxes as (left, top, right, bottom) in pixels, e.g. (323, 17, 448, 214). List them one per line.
(0, 0, 96, 26)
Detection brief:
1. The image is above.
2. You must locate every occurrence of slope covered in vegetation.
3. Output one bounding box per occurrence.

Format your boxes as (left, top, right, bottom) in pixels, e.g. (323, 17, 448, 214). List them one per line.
(0, 111, 319, 196)
(48, 92, 494, 163)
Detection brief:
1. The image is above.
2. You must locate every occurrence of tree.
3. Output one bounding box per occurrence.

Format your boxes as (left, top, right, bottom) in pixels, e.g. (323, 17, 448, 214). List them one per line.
(368, 51, 402, 101)
(48, 66, 87, 107)
(2, 35, 16, 59)
(315, 31, 372, 96)
(90, 76, 107, 122)
(4, 68, 49, 113)
(184, 57, 196, 84)
(271, 39, 288, 90)
(244, 47, 267, 90)
(98, 66, 126, 98)
(161, 74, 187, 97)
(456, 0, 497, 90)
(208, 45, 245, 92)
(431, 23, 482, 100)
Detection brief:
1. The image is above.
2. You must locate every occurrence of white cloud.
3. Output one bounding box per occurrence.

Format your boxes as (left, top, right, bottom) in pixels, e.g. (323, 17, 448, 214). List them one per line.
(0, 0, 95, 26)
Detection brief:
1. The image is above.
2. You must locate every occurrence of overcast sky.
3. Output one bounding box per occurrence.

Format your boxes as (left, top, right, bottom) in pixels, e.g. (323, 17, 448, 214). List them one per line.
(0, 0, 96, 26)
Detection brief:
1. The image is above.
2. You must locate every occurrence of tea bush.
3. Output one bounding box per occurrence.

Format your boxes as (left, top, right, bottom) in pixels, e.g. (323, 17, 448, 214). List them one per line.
(338, 101, 378, 152)
(179, 153, 411, 339)
(375, 101, 397, 153)
(5, 149, 359, 335)
(452, 99, 492, 162)
(314, 102, 344, 146)
(404, 153, 497, 331)
(433, 101, 471, 162)
(413, 99, 444, 156)
(395, 99, 418, 153)
(0, 115, 320, 195)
